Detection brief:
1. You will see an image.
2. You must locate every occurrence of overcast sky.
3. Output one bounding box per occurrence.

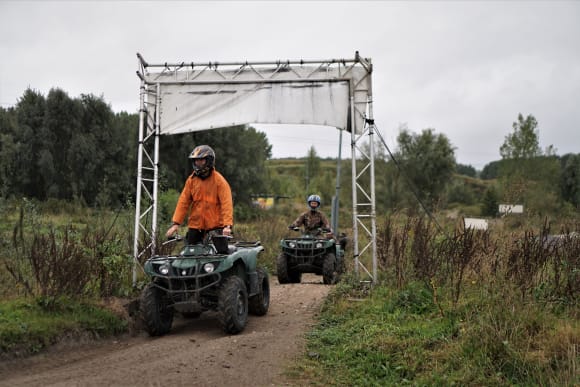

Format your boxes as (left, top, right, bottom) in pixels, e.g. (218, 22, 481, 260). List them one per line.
(1, 1, 579, 169)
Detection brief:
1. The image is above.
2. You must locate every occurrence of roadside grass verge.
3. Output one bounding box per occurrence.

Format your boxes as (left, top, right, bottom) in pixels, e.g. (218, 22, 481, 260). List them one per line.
(0, 297, 128, 359)
(291, 277, 579, 386)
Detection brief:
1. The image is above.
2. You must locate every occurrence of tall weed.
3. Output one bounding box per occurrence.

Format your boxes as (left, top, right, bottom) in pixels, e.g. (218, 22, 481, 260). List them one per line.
(2, 201, 133, 300)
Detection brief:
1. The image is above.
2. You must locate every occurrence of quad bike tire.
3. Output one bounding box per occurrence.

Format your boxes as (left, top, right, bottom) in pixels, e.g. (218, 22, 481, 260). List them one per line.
(140, 283, 174, 336)
(249, 267, 270, 316)
(276, 253, 291, 284)
(218, 276, 248, 334)
(323, 253, 337, 285)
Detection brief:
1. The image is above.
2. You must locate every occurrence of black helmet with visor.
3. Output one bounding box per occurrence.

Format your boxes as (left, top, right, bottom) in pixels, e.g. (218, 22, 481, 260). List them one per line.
(189, 145, 215, 178)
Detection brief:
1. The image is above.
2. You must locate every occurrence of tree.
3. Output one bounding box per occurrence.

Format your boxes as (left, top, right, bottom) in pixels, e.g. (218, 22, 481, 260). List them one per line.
(497, 114, 564, 213)
(481, 186, 499, 217)
(305, 146, 320, 193)
(0, 107, 19, 197)
(480, 160, 501, 180)
(45, 88, 83, 200)
(395, 128, 456, 209)
(3, 88, 141, 206)
(500, 113, 541, 159)
(560, 153, 580, 208)
(456, 163, 477, 178)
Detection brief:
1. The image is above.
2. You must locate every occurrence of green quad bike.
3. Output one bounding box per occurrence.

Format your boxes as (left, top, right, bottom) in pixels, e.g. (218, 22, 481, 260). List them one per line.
(277, 227, 345, 285)
(140, 231, 270, 336)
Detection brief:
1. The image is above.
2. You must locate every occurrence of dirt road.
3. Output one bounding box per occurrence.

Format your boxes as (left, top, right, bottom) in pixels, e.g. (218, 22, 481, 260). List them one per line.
(0, 274, 330, 387)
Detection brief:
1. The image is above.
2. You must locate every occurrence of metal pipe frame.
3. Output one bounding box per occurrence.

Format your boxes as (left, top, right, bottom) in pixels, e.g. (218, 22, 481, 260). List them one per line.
(132, 52, 377, 286)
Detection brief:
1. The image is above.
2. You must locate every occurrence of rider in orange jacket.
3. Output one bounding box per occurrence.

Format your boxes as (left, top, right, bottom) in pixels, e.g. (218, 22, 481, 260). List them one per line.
(165, 145, 233, 245)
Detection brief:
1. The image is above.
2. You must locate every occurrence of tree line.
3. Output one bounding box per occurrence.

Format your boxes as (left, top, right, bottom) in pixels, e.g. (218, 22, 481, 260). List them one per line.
(0, 88, 272, 212)
(0, 88, 138, 206)
(1, 87, 577, 218)
(309, 115, 578, 217)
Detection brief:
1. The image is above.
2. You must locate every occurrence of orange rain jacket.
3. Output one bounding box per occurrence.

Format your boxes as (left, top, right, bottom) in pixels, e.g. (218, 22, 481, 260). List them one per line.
(171, 170, 234, 230)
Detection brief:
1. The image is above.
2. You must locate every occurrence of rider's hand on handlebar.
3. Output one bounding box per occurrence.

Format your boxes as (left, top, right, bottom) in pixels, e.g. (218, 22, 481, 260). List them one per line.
(222, 225, 232, 236)
(166, 224, 180, 238)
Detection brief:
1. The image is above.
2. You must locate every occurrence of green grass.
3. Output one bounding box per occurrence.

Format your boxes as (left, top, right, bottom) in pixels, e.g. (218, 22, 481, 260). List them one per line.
(0, 297, 127, 357)
(290, 279, 579, 386)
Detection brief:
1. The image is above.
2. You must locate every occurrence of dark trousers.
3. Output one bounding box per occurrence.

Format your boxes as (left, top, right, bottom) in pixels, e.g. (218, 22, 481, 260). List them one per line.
(186, 228, 222, 245)
(187, 229, 207, 245)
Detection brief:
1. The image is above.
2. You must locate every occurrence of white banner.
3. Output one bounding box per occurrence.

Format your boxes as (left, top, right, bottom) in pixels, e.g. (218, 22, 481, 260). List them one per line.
(158, 81, 350, 135)
(143, 64, 371, 135)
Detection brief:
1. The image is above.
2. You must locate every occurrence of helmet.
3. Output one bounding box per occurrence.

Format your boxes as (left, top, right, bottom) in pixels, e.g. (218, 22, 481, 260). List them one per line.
(189, 145, 215, 178)
(307, 194, 321, 210)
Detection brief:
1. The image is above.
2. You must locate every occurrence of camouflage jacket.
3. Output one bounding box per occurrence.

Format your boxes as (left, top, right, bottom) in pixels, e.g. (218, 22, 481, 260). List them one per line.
(290, 210, 331, 234)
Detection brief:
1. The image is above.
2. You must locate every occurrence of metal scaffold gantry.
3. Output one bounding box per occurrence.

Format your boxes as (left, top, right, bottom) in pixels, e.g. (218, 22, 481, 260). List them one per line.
(132, 52, 378, 285)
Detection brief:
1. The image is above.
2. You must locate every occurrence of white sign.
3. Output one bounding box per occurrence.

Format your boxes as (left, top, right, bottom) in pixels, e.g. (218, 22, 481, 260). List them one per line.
(499, 204, 524, 214)
(464, 218, 488, 230)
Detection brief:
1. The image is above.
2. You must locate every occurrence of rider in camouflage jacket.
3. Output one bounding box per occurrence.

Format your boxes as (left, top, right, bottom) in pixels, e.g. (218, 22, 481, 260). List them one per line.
(289, 194, 331, 235)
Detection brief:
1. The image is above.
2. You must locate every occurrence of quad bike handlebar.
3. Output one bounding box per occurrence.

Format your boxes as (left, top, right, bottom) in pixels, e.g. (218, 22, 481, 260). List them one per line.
(286, 226, 333, 237)
(163, 234, 184, 245)
(165, 229, 233, 246)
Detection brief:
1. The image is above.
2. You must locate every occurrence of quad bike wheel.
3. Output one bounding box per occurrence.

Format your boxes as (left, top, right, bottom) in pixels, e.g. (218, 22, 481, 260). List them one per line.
(140, 283, 174, 336)
(249, 268, 270, 316)
(276, 253, 291, 284)
(218, 276, 248, 334)
(322, 253, 337, 285)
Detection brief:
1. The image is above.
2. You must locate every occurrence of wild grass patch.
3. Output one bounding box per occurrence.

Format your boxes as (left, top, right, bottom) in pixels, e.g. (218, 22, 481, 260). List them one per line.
(0, 297, 127, 358)
(292, 214, 579, 386)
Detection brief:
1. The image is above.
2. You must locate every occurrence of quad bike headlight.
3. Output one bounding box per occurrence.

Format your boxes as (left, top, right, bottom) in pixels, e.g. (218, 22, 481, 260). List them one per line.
(203, 262, 215, 273)
(288, 242, 296, 248)
(159, 262, 171, 275)
(315, 242, 323, 248)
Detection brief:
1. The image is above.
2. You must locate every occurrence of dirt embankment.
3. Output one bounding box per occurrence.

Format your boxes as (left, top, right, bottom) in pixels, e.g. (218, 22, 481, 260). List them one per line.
(0, 274, 330, 387)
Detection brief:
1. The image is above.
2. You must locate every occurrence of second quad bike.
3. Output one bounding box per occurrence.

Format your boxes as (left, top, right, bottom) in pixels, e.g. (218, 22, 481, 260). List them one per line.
(276, 227, 345, 285)
(140, 231, 270, 336)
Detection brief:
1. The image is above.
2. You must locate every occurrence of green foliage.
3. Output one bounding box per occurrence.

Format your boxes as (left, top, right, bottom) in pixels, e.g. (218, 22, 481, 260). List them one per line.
(157, 189, 180, 224)
(1, 88, 136, 206)
(265, 158, 351, 220)
(293, 215, 579, 385)
(294, 283, 459, 385)
(447, 178, 476, 205)
(496, 157, 565, 217)
(481, 185, 500, 217)
(2, 200, 134, 299)
(460, 293, 578, 386)
(390, 281, 436, 314)
(495, 114, 568, 215)
(560, 153, 580, 208)
(456, 163, 477, 178)
(0, 298, 127, 357)
(500, 113, 542, 159)
(305, 146, 321, 194)
(395, 127, 456, 209)
(481, 159, 501, 180)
